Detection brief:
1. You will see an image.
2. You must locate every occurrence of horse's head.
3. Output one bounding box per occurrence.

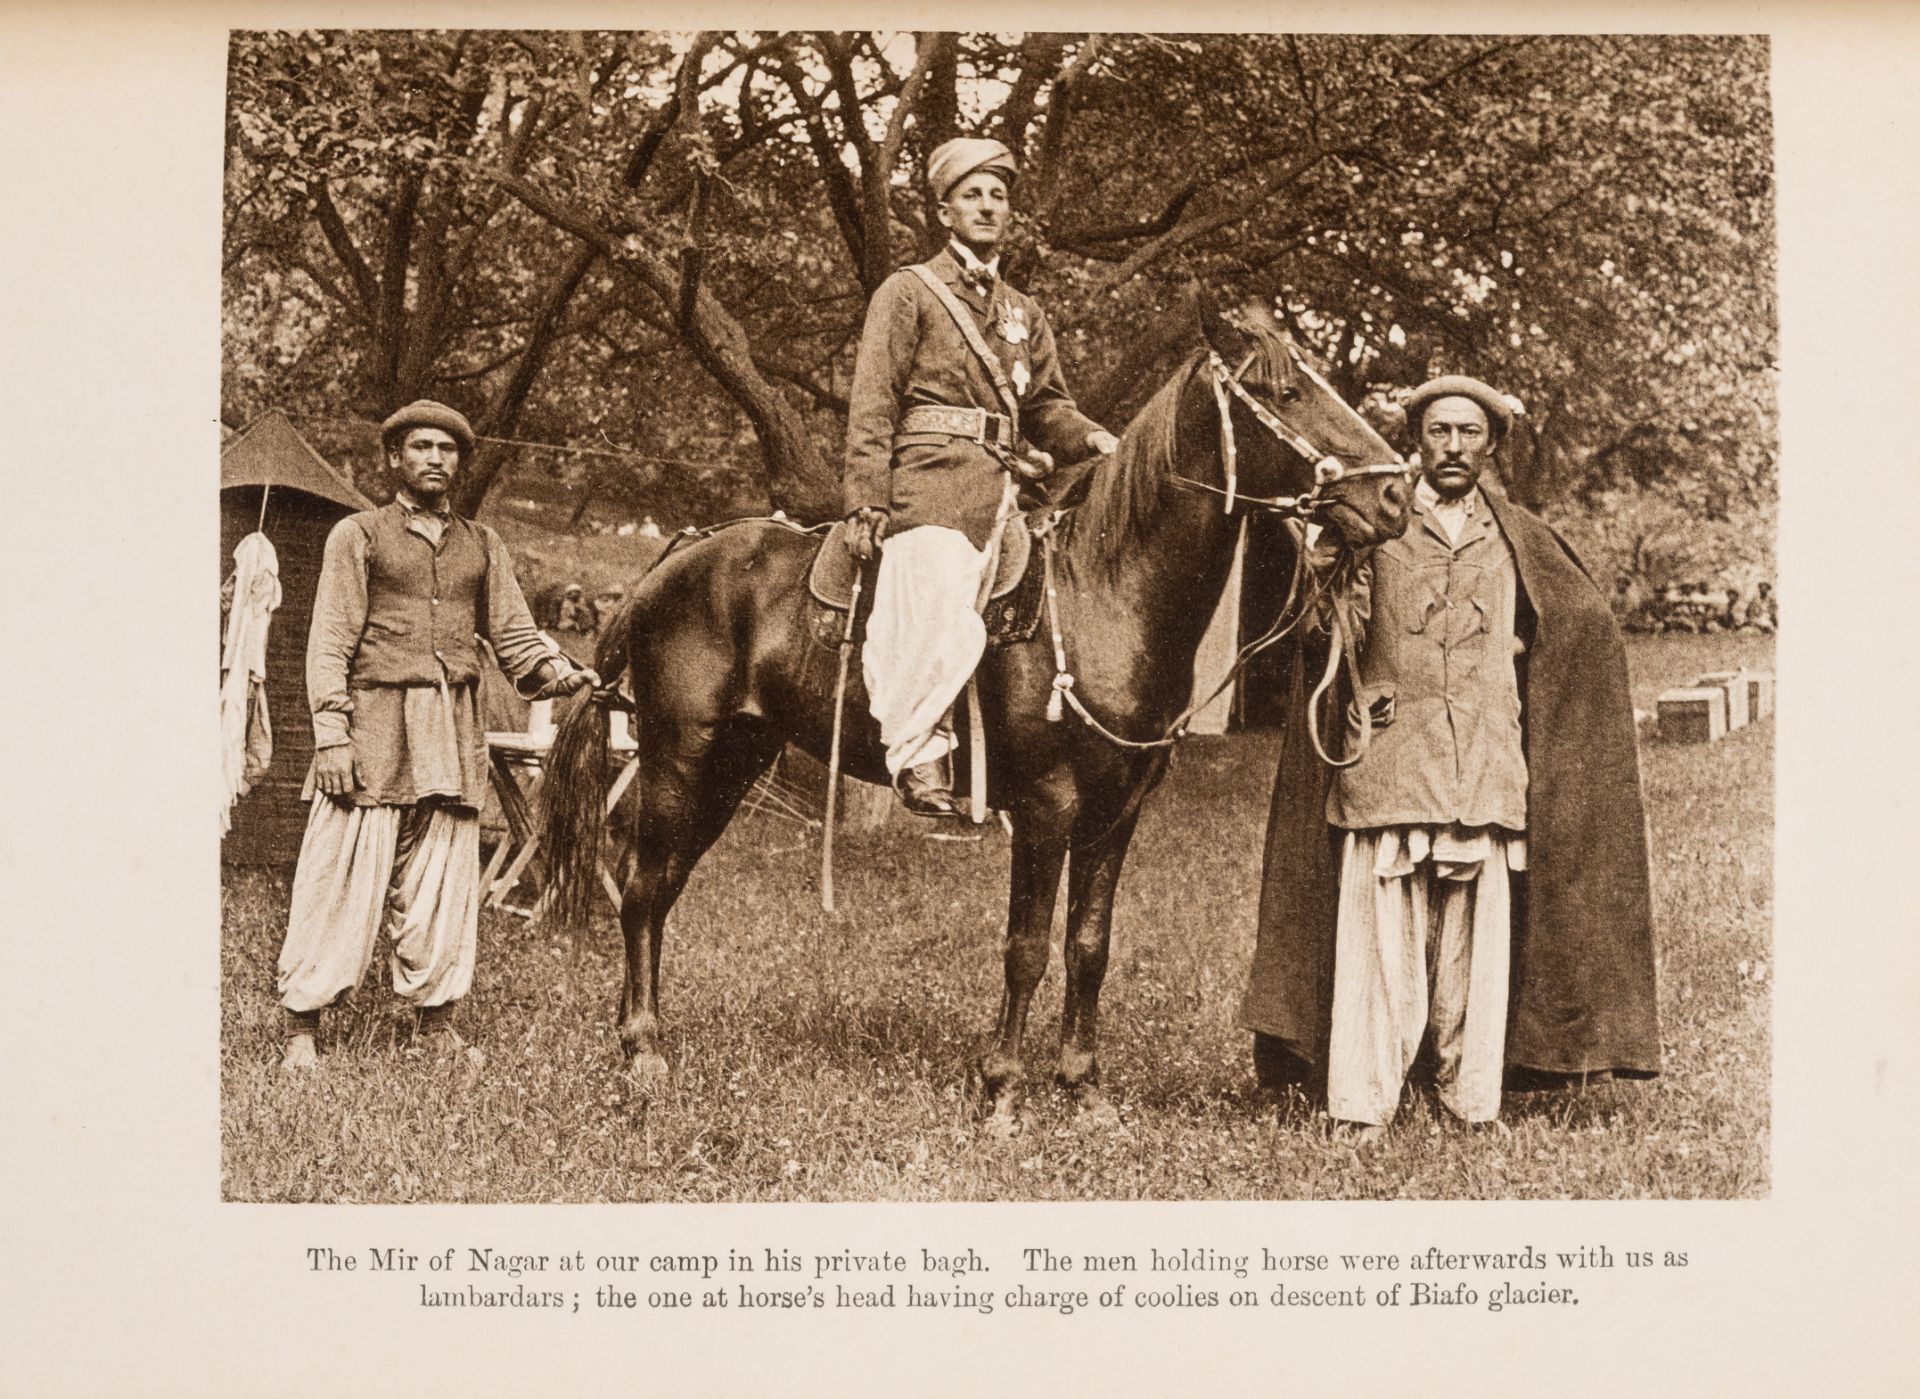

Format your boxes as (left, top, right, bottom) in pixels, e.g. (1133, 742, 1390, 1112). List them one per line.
(1196, 297, 1411, 548)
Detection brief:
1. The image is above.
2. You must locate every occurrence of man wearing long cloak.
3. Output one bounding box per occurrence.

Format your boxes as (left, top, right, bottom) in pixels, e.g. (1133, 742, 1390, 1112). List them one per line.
(1240, 378, 1660, 1119)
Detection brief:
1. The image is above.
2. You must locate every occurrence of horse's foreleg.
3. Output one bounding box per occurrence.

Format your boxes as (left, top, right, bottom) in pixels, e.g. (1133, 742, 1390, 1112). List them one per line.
(979, 830, 1068, 1135)
(1057, 809, 1142, 1124)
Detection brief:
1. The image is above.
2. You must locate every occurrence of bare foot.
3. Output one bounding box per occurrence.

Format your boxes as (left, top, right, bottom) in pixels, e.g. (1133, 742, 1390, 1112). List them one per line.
(280, 1033, 319, 1072)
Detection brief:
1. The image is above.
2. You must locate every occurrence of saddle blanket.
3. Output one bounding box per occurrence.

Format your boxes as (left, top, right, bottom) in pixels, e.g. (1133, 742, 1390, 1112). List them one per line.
(807, 513, 1044, 650)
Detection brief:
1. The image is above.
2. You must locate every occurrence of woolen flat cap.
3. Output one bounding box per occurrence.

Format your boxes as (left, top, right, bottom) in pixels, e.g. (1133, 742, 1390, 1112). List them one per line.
(1406, 376, 1518, 435)
(927, 137, 1017, 201)
(381, 400, 475, 456)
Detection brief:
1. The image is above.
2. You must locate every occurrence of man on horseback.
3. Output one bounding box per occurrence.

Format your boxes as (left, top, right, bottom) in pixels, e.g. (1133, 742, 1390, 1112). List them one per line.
(842, 136, 1118, 816)
(1242, 376, 1659, 1136)
(275, 400, 599, 1070)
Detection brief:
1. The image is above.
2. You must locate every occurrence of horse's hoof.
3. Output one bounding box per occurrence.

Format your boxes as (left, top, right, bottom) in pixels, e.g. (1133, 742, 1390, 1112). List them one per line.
(982, 1107, 1021, 1141)
(1072, 1090, 1122, 1130)
(625, 1051, 672, 1092)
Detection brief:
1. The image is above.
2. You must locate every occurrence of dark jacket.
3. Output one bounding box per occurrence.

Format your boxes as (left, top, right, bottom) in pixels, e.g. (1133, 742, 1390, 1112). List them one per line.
(842, 247, 1103, 548)
(1240, 483, 1661, 1080)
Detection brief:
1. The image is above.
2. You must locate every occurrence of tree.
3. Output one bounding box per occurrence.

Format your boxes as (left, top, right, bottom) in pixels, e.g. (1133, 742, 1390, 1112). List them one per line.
(224, 30, 1775, 569)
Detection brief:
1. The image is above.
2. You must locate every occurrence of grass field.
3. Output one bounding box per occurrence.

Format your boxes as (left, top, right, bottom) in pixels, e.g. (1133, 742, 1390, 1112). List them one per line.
(220, 632, 1772, 1202)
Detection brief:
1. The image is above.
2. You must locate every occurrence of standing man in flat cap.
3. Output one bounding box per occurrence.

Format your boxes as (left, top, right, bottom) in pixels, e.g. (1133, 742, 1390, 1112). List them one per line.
(275, 400, 598, 1070)
(1240, 376, 1659, 1136)
(843, 136, 1118, 815)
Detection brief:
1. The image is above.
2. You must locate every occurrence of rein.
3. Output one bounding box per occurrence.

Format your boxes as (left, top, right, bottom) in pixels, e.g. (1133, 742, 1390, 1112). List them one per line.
(1305, 561, 1374, 768)
(1039, 515, 1338, 752)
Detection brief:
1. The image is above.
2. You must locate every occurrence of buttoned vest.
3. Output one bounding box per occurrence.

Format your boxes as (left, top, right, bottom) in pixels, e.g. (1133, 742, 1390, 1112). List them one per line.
(346, 505, 489, 687)
(1327, 499, 1528, 832)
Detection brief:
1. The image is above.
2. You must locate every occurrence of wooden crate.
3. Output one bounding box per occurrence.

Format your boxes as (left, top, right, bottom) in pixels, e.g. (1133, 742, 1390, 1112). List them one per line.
(1745, 671, 1776, 720)
(1695, 670, 1750, 729)
(1658, 686, 1728, 743)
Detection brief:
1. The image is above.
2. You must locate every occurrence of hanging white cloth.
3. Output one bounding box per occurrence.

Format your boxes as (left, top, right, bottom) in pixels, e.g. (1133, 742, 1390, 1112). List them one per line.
(220, 531, 282, 831)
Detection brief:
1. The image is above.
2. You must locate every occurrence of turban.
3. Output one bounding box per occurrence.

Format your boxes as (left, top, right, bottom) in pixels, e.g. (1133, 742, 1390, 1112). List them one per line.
(381, 400, 476, 458)
(927, 137, 1017, 201)
(1405, 376, 1521, 437)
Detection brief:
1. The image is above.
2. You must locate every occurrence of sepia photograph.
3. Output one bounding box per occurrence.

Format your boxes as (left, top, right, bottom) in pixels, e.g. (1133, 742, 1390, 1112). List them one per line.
(15, 2, 1920, 1393)
(216, 26, 1774, 1203)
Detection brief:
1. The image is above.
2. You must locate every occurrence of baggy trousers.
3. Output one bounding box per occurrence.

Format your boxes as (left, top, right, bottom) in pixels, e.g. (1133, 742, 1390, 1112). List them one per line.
(862, 525, 990, 776)
(276, 795, 480, 1014)
(1326, 827, 1516, 1126)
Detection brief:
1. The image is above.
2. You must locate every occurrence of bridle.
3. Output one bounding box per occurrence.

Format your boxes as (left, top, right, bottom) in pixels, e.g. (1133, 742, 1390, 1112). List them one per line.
(1042, 338, 1407, 770)
(1169, 346, 1411, 517)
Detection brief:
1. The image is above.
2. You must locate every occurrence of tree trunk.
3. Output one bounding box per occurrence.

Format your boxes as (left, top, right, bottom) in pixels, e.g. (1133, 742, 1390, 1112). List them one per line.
(492, 172, 840, 521)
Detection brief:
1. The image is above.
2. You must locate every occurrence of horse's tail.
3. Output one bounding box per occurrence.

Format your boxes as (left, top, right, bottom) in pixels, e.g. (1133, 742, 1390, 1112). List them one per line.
(538, 603, 637, 934)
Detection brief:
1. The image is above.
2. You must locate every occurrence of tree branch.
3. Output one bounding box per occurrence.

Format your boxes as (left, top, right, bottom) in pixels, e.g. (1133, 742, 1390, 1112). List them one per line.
(677, 172, 709, 331)
(996, 33, 1069, 149)
(436, 341, 538, 384)
(755, 354, 849, 413)
(1029, 35, 1100, 215)
(774, 52, 867, 271)
(1286, 36, 1322, 147)
(817, 33, 876, 168)
(490, 169, 836, 515)
(1093, 145, 1339, 291)
(310, 180, 379, 312)
(373, 172, 422, 394)
(1051, 158, 1243, 253)
(484, 240, 597, 433)
(290, 254, 354, 312)
(860, 32, 947, 290)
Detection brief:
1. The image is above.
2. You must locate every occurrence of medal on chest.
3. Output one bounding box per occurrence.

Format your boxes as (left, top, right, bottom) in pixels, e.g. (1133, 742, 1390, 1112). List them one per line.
(996, 304, 1031, 396)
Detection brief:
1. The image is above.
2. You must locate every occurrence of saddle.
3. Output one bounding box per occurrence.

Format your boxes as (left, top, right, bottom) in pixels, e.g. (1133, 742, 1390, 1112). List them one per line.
(806, 512, 1047, 650)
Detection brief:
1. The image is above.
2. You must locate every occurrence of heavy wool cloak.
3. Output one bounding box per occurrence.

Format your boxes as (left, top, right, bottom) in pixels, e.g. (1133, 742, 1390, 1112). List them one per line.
(1239, 484, 1660, 1082)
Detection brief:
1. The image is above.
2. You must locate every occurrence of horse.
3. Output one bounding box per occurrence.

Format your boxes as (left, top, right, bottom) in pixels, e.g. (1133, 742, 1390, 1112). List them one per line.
(538, 296, 1410, 1133)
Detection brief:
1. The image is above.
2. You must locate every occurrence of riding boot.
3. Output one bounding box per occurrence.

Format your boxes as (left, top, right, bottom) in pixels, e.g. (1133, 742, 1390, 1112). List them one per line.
(896, 760, 962, 819)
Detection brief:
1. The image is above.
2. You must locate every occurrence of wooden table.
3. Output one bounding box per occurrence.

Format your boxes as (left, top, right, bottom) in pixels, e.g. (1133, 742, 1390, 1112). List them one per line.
(480, 727, 639, 917)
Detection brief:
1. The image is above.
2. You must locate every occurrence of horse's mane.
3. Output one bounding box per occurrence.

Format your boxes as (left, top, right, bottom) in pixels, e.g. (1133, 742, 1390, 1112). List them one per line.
(1067, 324, 1294, 576)
(1065, 357, 1198, 575)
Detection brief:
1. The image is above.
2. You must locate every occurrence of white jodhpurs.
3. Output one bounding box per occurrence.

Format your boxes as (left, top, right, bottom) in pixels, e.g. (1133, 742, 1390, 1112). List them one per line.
(862, 525, 991, 776)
